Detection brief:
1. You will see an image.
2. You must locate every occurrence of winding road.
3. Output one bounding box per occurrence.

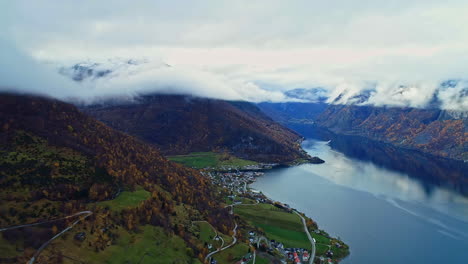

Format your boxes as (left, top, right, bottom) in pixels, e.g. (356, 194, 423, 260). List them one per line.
(205, 222, 238, 263)
(224, 201, 315, 264)
(192, 220, 225, 249)
(0, 211, 93, 264)
(294, 211, 316, 264)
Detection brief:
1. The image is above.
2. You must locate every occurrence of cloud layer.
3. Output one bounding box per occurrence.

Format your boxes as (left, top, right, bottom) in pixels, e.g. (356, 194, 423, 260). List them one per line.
(1, 0, 468, 110)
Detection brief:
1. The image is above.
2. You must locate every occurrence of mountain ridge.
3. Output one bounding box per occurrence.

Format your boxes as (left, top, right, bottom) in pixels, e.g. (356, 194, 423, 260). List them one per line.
(316, 105, 467, 161)
(83, 94, 313, 164)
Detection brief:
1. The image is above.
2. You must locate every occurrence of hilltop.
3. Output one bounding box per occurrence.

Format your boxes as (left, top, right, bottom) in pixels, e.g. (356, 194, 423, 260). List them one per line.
(83, 94, 312, 164)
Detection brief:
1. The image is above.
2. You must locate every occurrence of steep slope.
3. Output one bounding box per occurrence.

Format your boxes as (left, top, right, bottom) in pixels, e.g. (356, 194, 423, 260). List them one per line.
(0, 93, 232, 263)
(315, 105, 467, 161)
(84, 95, 310, 164)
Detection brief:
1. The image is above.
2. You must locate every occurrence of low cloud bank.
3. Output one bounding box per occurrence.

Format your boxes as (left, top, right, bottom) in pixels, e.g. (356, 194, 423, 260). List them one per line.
(324, 80, 467, 111)
(58, 59, 289, 104)
(0, 41, 288, 104)
(0, 41, 81, 98)
(1, 40, 467, 111)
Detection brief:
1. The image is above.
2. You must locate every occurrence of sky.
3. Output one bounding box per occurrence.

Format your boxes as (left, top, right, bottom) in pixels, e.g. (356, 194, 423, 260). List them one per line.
(0, 0, 467, 110)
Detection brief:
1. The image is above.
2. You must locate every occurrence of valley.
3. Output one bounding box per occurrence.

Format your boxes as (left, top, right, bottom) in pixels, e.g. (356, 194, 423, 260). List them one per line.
(259, 102, 467, 161)
(2, 2, 468, 264)
(0, 94, 345, 264)
(83, 95, 313, 164)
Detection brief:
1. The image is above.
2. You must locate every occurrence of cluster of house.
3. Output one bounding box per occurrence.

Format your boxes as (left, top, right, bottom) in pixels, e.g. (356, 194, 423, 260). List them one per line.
(205, 163, 278, 172)
(285, 248, 310, 263)
(241, 163, 278, 171)
(318, 256, 336, 264)
(269, 239, 285, 252)
(204, 171, 264, 194)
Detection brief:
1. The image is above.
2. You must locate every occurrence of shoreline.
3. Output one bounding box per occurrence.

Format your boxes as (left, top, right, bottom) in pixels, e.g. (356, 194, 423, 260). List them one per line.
(205, 163, 350, 263)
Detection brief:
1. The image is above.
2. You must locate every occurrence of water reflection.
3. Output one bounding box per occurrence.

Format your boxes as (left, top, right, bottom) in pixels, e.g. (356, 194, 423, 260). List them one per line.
(251, 125, 468, 263)
(301, 139, 468, 223)
(290, 124, 468, 197)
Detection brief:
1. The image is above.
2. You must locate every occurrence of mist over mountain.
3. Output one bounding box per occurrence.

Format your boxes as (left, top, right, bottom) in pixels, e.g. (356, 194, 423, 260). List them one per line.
(279, 81, 468, 112)
(50, 58, 468, 113)
(1, 36, 467, 111)
(283, 88, 329, 103)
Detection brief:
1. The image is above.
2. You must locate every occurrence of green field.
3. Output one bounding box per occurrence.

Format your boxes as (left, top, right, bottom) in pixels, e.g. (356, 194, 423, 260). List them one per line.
(225, 196, 256, 206)
(97, 186, 150, 211)
(194, 221, 217, 243)
(234, 204, 311, 249)
(316, 244, 330, 255)
(311, 231, 349, 258)
(240, 197, 257, 204)
(214, 243, 250, 264)
(251, 255, 269, 264)
(51, 225, 194, 264)
(167, 152, 257, 169)
(193, 221, 233, 249)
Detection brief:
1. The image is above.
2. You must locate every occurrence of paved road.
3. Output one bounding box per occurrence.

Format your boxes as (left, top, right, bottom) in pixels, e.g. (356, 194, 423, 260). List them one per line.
(192, 220, 224, 249)
(205, 222, 238, 263)
(218, 235, 225, 249)
(0, 211, 92, 232)
(0, 211, 93, 264)
(294, 211, 315, 264)
(226, 202, 315, 263)
(223, 199, 260, 210)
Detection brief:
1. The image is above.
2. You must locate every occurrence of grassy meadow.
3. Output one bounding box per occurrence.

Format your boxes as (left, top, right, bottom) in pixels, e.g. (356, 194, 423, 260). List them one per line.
(167, 152, 257, 169)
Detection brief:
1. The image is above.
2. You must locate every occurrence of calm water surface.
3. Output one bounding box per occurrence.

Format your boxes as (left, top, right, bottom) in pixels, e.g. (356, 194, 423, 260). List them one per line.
(251, 128, 468, 264)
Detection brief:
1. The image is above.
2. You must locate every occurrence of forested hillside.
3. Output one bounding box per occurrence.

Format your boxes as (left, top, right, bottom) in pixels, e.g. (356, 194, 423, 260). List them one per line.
(315, 105, 467, 161)
(0, 93, 232, 263)
(84, 95, 311, 164)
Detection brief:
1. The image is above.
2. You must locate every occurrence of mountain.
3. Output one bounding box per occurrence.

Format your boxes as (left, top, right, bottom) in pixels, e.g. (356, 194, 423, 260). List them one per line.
(83, 94, 312, 164)
(58, 59, 168, 82)
(0, 93, 231, 263)
(257, 102, 327, 125)
(257, 100, 467, 161)
(315, 105, 467, 161)
(283, 88, 329, 102)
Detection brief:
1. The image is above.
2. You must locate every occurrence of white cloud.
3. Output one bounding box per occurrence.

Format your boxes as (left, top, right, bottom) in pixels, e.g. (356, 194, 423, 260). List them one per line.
(81, 60, 288, 103)
(0, 40, 81, 98)
(1, 0, 468, 110)
(437, 81, 468, 111)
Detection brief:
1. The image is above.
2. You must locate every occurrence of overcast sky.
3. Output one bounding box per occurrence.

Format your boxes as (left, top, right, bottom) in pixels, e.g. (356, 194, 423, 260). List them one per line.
(1, 0, 467, 110)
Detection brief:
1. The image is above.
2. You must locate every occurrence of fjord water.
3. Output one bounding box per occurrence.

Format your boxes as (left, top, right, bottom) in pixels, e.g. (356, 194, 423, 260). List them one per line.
(251, 127, 468, 263)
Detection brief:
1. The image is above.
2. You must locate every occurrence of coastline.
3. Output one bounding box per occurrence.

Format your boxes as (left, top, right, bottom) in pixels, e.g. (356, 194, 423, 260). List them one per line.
(204, 161, 350, 264)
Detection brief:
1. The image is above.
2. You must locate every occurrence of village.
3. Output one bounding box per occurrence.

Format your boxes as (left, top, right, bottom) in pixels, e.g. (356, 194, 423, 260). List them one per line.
(201, 167, 343, 264)
(202, 170, 264, 194)
(232, 229, 313, 264)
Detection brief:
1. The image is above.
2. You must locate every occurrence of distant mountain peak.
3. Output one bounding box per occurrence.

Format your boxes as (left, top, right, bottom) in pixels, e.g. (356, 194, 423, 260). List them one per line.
(284, 87, 329, 102)
(58, 58, 169, 82)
